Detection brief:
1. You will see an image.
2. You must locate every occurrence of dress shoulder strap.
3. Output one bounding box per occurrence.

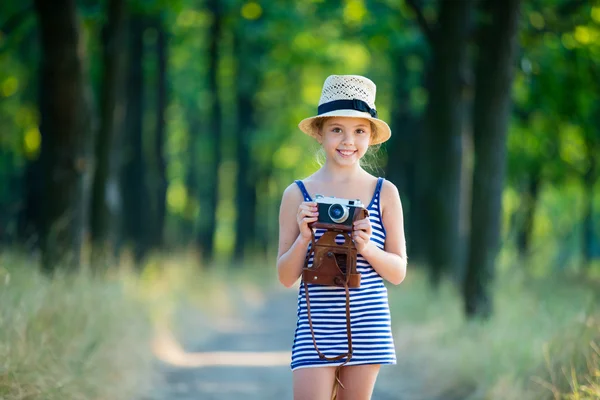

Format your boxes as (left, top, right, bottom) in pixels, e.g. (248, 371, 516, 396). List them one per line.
(366, 177, 385, 209)
(375, 177, 384, 195)
(294, 180, 313, 202)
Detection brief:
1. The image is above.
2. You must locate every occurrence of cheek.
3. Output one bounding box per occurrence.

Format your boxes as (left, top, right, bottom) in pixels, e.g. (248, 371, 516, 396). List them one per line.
(358, 135, 372, 148)
(322, 135, 340, 147)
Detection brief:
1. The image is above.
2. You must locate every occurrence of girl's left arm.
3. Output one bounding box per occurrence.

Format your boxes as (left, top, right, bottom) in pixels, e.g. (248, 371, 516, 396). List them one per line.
(360, 180, 407, 285)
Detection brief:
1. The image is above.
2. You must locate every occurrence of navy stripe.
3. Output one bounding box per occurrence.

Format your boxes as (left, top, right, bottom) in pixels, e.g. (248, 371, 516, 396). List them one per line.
(291, 177, 396, 370)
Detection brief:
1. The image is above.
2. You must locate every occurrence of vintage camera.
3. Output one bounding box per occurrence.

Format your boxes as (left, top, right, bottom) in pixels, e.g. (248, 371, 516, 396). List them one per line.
(312, 194, 365, 231)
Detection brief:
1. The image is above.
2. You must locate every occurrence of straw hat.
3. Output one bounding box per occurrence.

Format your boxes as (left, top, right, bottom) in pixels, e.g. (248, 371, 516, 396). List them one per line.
(298, 75, 391, 145)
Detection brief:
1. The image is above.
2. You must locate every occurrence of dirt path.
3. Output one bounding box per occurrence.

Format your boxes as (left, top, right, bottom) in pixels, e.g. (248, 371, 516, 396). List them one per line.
(141, 283, 461, 400)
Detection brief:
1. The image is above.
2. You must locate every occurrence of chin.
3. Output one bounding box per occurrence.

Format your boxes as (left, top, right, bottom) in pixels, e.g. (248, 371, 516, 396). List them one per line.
(333, 158, 360, 167)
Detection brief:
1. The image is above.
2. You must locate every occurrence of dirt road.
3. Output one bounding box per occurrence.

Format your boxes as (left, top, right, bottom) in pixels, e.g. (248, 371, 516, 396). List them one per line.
(142, 284, 465, 400)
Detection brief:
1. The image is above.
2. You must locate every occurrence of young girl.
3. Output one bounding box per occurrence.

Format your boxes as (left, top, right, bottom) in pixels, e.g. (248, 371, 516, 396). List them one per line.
(276, 75, 408, 400)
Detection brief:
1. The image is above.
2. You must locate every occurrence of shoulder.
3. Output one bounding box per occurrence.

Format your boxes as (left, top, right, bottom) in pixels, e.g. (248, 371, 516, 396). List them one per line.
(379, 179, 402, 208)
(301, 172, 320, 184)
(280, 181, 305, 206)
(380, 178, 399, 196)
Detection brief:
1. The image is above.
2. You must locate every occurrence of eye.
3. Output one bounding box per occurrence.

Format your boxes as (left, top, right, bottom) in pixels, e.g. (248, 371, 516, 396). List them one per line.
(356, 129, 365, 134)
(332, 127, 342, 133)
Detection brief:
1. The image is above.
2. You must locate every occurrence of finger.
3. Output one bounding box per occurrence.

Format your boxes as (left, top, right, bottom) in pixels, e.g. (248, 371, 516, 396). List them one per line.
(299, 204, 318, 214)
(304, 209, 319, 217)
(353, 230, 370, 241)
(303, 216, 318, 224)
(302, 218, 318, 229)
(353, 222, 371, 233)
(298, 207, 318, 218)
(353, 221, 367, 229)
(353, 219, 370, 227)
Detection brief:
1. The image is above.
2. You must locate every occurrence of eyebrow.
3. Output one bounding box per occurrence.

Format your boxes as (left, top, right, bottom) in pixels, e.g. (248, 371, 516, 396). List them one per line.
(327, 123, 369, 128)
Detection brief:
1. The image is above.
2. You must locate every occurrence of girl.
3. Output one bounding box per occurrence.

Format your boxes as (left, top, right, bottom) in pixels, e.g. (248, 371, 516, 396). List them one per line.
(276, 75, 408, 400)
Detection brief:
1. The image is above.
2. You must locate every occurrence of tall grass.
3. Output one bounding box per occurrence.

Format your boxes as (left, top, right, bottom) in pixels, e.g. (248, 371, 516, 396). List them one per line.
(0, 252, 155, 400)
(5, 246, 596, 400)
(388, 266, 600, 399)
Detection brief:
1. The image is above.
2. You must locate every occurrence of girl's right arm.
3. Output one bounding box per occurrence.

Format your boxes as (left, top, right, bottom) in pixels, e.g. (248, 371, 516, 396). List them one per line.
(276, 184, 318, 288)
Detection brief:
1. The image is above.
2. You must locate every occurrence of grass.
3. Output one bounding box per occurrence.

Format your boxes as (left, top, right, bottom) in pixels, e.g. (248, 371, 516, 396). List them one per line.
(0, 248, 279, 400)
(2, 246, 598, 400)
(0, 252, 155, 400)
(388, 265, 600, 400)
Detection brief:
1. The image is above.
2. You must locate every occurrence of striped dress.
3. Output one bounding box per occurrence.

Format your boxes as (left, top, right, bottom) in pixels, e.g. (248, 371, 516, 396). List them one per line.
(291, 177, 396, 370)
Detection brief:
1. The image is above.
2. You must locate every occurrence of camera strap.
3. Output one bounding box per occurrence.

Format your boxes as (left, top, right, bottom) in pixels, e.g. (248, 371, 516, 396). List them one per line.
(302, 229, 356, 399)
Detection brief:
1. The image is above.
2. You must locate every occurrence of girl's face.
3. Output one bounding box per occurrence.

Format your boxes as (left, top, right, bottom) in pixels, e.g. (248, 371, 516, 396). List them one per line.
(319, 117, 373, 167)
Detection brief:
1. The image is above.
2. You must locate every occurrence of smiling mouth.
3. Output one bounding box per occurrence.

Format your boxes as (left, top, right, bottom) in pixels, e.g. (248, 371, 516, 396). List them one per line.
(337, 149, 357, 157)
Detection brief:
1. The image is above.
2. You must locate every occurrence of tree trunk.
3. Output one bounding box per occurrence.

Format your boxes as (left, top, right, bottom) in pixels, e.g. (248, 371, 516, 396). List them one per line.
(386, 52, 421, 262)
(582, 145, 597, 268)
(15, 26, 43, 250)
(17, 157, 44, 249)
(418, 0, 472, 286)
(234, 88, 256, 261)
(153, 18, 168, 249)
(516, 171, 540, 260)
(90, 0, 127, 264)
(196, 0, 222, 263)
(121, 15, 148, 263)
(233, 26, 261, 262)
(463, 0, 521, 319)
(34, 0, 91, 272)
(0, 149, 20, 246)
(184, 111, 201, 242)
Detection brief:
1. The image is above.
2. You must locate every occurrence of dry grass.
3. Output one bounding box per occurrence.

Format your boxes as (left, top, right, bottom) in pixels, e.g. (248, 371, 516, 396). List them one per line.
(388, 266, 600, 400)
(4, 247, 596, 400)
(0, 252, 155, 400)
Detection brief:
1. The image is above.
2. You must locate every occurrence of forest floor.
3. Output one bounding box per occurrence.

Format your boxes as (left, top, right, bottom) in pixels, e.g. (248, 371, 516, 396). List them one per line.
(140, 282, 473, 400)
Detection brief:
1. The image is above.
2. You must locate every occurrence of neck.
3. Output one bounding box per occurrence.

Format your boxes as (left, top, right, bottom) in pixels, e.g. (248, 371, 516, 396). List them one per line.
(319, 160, 364, 182)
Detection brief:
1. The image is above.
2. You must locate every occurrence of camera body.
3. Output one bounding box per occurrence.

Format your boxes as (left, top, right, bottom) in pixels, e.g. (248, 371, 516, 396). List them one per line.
(305, 194, 367, 288)
(312, 194, 366, 232)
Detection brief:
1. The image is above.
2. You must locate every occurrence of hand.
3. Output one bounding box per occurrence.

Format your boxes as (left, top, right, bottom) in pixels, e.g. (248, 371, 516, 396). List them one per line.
(352, 217, 372, 253)
(297, 202, 318, 240)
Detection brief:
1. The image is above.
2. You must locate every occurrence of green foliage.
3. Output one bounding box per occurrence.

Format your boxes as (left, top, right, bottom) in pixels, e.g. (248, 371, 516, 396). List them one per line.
(509, 0, 600, 187)
(0, 0, 597, 262)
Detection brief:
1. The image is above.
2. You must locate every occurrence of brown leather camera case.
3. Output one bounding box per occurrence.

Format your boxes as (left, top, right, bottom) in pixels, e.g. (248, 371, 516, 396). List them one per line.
(302, 230, 361, 288)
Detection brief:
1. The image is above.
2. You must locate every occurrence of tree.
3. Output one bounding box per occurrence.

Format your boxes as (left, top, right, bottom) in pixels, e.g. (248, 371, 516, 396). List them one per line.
(196, 0, 223, 262)
(406, 0, 473, 286)
(121, 13, 149, 263)
(233, 5, 265, 262)
(90, 0, 127, 264)
(464, 0, 522, 318)
(34, 0, 92, 271)
(151, 13, 169, 249)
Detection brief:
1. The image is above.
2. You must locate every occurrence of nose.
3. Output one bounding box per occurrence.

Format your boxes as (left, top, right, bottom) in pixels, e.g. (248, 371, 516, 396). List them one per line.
(342, 132, 354, 145)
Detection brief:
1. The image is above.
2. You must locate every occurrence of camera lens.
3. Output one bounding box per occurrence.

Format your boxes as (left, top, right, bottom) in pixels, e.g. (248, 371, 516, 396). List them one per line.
(328, 203, 349, 223)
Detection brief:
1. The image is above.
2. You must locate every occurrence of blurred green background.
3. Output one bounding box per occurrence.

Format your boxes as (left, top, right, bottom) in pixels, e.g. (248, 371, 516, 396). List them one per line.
(1, 0, 598, 280)
(0, 0, 599, 399)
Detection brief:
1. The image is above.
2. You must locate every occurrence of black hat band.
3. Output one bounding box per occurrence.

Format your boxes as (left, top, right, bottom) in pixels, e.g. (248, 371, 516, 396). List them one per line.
(317, 98, 378, 118)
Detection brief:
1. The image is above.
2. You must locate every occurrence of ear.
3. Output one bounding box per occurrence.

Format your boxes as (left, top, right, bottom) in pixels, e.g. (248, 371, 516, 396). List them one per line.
(315, 132, 323, 144)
